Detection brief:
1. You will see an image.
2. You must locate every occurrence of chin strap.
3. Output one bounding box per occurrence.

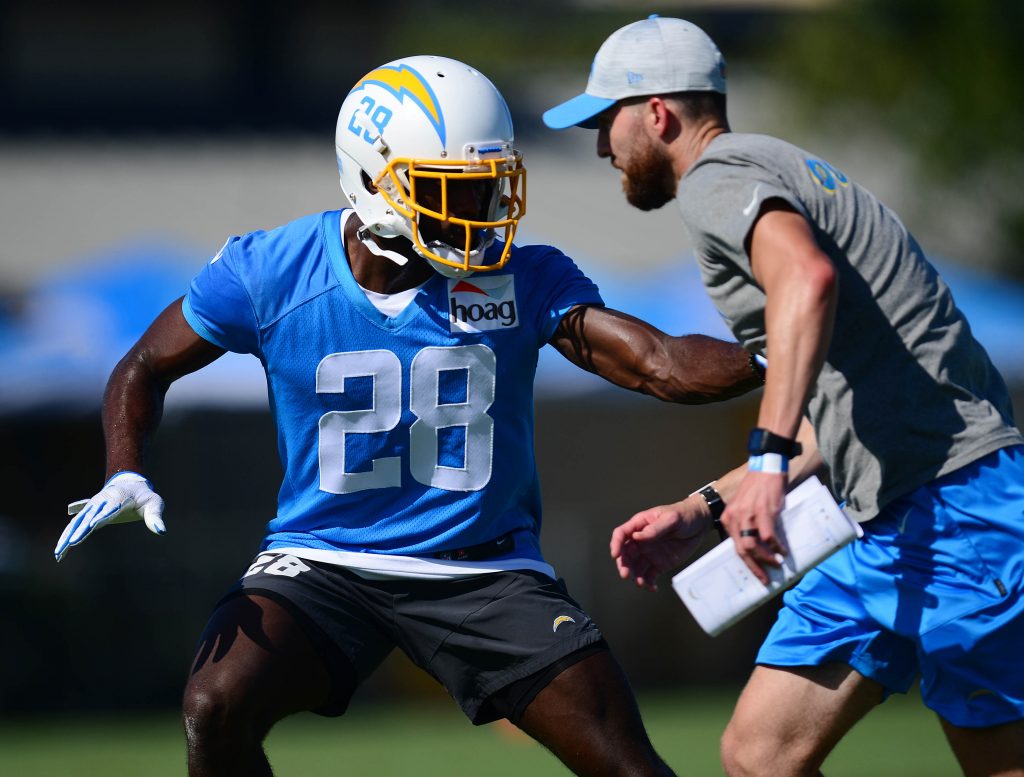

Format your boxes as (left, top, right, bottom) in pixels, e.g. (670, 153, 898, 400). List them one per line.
(420, 229, 496, 279)
(356, 225, 409, 267)
(347, 211, 496, 278)
(343, 206, 410, 267)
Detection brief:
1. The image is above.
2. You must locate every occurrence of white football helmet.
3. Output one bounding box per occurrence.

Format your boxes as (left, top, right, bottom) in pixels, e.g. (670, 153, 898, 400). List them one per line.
(335, 55, 526, 278)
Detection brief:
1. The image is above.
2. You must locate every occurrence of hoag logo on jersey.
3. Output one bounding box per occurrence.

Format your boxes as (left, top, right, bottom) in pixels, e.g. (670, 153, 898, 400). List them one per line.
(448, 276, 519, 333)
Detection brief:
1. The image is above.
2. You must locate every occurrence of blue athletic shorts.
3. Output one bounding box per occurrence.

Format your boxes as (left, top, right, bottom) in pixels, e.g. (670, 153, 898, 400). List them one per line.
(757, 444, 1024, 728)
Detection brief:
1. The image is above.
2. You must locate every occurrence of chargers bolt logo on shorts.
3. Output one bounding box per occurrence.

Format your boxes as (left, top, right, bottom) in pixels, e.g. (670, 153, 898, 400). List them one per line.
(552, 615, 576, 632)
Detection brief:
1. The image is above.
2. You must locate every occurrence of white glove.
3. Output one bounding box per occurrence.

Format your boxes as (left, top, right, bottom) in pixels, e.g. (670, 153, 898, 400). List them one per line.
(54, 471, 166, 562)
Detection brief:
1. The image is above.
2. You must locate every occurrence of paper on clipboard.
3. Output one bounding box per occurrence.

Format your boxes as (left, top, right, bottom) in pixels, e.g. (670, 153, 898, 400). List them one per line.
(671, 476, 862, 637)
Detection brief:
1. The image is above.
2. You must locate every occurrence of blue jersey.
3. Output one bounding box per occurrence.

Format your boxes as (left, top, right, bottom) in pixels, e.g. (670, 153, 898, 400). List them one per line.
(183, 210, 602, 563)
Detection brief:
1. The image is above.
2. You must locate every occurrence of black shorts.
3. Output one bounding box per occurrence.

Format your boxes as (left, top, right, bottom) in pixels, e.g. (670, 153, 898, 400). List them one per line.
(220, 552, 606, 724)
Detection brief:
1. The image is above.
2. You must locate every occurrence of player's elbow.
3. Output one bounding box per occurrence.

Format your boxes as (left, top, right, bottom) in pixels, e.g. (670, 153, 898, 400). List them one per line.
(108, 343, 171, 397)
(114, 345, 151, 380)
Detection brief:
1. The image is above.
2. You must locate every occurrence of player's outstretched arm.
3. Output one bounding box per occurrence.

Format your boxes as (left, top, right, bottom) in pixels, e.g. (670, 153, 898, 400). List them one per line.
(548, 305, 762, 404)
(54, 297, 225, 561)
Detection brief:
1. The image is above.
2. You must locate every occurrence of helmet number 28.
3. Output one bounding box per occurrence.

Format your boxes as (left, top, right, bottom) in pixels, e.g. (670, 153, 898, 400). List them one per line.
(316, 345, 495, 494)
(347, 96, 393, 145)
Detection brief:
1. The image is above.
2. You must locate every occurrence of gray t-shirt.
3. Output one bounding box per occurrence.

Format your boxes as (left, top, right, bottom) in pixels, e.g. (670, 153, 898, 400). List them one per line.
(678, 132, 1021, 522)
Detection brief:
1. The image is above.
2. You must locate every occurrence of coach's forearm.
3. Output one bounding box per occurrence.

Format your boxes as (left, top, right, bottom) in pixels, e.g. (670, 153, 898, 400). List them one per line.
(749, 206, 838, 439)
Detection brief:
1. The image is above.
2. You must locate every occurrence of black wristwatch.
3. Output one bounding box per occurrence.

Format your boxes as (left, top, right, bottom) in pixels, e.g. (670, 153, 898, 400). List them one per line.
(695, 483, 727, 540)
(747, 427, 802, 458)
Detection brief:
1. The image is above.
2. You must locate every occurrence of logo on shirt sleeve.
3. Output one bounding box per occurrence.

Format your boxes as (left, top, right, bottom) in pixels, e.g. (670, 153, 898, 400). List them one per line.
(210, 237, 231, 264)
(805, 158, 849, 194)
(448, 276, 519, 333)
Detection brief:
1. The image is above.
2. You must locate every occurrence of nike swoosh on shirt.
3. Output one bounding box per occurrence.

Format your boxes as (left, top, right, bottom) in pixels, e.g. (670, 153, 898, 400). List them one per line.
(742, 185, 762, 217)
(210, 238, 230, 264)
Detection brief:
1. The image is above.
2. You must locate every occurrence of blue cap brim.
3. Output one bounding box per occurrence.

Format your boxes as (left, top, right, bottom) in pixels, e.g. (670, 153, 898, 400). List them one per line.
(542, 93, 616, 130)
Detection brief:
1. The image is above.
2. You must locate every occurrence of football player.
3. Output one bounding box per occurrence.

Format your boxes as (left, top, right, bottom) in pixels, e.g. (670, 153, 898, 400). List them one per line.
(55, 56, 762, 777)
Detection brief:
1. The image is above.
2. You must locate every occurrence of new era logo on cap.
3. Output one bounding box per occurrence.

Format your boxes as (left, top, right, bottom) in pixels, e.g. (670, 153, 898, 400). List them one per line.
(448, 275, 519, 333)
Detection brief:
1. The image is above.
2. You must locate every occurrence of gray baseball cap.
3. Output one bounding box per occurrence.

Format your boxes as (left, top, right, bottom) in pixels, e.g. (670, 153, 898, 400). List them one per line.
(543, 15, 726, 130)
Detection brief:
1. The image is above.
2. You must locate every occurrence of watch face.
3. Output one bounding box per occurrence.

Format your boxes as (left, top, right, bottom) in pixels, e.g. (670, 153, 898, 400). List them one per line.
(746, 428, 769, 454)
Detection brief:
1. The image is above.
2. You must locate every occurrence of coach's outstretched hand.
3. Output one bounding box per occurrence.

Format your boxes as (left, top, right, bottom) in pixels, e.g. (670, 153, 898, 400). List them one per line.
(610, 496, 710, 592)
(54, 472, 166, 562)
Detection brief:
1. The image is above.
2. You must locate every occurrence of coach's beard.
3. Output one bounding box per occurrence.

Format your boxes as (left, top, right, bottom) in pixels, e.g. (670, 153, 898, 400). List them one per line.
(621, 141, 677, 211)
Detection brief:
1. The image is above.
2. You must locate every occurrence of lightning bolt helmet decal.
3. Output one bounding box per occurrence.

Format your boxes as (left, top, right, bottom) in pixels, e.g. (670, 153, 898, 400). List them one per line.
(351, 64, 446, 146)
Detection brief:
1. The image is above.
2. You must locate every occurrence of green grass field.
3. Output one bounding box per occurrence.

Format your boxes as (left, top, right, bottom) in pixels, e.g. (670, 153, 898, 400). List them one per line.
(0, 689, 959, 776)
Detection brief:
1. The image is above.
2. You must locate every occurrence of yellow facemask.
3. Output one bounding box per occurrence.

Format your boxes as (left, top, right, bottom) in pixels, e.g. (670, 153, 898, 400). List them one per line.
(373, 152, 526, 274)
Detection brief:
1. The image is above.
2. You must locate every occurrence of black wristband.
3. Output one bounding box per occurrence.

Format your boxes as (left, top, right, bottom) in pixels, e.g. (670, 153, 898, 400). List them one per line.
(694, 483, 727, 540)
(747, 427, 802, 458)
(747, 352, 766, 385)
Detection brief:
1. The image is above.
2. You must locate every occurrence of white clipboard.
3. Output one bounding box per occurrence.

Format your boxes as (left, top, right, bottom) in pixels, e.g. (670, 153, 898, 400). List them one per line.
(671, 477, 862, 637)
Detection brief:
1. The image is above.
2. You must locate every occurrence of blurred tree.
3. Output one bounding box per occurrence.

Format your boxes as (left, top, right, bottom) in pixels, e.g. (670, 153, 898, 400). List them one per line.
(766, 0, 1024, 277)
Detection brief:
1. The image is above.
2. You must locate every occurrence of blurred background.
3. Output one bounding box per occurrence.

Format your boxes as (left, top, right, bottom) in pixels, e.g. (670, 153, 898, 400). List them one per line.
(1, 0, 1022, 757)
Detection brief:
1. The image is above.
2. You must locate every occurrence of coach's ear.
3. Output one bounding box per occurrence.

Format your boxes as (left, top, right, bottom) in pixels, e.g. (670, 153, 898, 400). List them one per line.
(644, 97, 681, 143)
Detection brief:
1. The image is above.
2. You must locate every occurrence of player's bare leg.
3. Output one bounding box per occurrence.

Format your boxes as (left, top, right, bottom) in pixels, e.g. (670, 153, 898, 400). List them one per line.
(721, 663, 883, 777)
(516, 651, 675, 777)
(182, 594, 352, 777)
(940, 717, 1024, 777)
